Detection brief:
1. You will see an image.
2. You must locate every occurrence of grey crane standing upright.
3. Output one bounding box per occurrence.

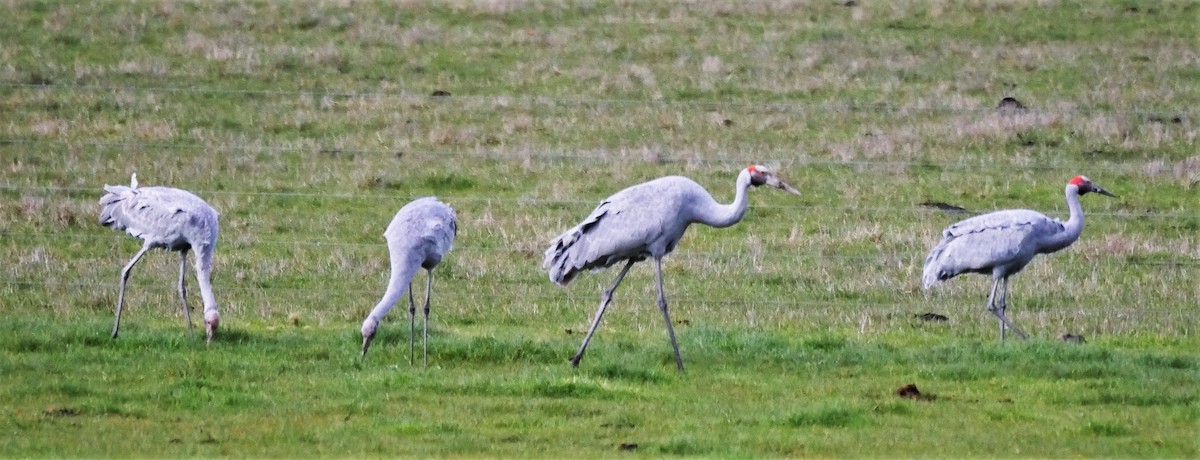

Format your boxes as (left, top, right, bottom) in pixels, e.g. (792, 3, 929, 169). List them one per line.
(361, 197, 457, 366)
(922, 175, 1116, 340)
(99, 174, 222, 343)
(544, 165, 801, 370)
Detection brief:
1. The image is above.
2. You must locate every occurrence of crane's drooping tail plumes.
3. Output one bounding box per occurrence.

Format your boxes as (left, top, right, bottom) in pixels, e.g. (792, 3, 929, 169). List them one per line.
(360, 197, 457, 365)
(921, 242, 954, 290)
(543, 202, 646, 286)
(99, 174, 222, 342)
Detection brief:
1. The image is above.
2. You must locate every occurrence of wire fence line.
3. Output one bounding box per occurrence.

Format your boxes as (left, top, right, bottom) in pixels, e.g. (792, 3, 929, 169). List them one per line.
(5, 82, 1197, 117)
(3, 137, 1192, 179)
(5, 279, 1195, 319)
(2, 183, 1195, 221)
(4, 231, 1199, 268)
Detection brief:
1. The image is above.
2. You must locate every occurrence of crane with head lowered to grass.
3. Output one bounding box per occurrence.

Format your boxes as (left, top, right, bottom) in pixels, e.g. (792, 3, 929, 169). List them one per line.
(99, 173, 222, 343)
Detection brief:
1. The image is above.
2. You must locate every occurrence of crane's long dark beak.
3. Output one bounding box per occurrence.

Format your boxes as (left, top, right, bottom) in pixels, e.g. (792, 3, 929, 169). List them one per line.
(768, 176, 801, 196)
(1094, 185, 1117, 198)
(361, 335, 373, 357)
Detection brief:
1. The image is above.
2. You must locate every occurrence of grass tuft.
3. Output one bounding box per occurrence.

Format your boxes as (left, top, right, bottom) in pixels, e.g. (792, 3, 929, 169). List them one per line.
(784, 404, 868, 428)
(1083, 420, 1132, 437)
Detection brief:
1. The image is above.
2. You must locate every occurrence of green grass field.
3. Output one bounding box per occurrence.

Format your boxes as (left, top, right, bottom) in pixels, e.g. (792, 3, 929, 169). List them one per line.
(1, 1, 1197, 457)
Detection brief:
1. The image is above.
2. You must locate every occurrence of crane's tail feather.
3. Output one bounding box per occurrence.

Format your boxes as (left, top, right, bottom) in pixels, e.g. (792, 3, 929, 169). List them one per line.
(98, 185, 136, 229)
(544, 227, 586, 286)
(544, 207, 614, 286)
(921, 242, 955, 289)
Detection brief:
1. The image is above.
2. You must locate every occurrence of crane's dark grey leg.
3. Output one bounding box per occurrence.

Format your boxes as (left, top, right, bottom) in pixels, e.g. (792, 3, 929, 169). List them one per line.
(988, 276, 1028, 341)
(654, 257, 685, 371)
(113, 243, 154, 339)
(570, 259, 636, 368)
(177, 250, 194, 337)
(423, 269, 433, 368)
(985, 277, 1001, 339)
(998, 277, 1007, 341)
(408, 282, 416, 366)
(997, 277, 1027, 340)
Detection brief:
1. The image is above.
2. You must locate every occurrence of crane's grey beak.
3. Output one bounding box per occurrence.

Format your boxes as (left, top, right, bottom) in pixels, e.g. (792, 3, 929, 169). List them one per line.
(204, 315, 219, 345)
(1094, 185, 1117, 198)
(361, 334, 374, 357)
(767, 176, 801, 196)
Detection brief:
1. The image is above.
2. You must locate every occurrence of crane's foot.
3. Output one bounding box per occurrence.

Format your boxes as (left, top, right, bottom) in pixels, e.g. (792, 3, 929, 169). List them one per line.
(989, 307, 1029, 341)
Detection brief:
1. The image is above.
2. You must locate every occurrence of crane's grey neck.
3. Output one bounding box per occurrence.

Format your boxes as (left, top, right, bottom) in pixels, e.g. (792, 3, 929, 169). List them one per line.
(699, 168, 753, 228)
(366, 249, 422, 323)
(195, 248, 220, 315)
(1041, 184, 1086, 253)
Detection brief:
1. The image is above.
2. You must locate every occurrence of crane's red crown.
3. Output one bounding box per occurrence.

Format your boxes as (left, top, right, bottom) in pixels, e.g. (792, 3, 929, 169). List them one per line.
(1069, 175, 1090, 187)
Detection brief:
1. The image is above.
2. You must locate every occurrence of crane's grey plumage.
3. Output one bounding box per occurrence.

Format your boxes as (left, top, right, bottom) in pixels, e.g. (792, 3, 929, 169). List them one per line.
(922, 175, 1116, 340)
(99, 174, 221, 342)
(544, 165, 800, 370)
(361, 197, 457, 366)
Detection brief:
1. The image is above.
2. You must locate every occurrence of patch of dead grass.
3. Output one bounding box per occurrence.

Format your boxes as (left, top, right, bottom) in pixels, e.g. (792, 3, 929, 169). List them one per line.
(1141, 156, 1200, 187)
(30, 119, 69, 137)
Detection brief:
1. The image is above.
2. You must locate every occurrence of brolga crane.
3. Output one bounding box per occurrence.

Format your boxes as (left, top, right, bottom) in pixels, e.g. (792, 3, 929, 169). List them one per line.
(922, 175, 1116, 340)
(544, 165, 801, 370)
(99, 174, 221, 343)
(360, 197, 457, 366)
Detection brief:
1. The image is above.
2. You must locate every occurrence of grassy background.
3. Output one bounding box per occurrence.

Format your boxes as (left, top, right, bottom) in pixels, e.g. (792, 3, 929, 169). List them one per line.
(2, 0, 1198, 457)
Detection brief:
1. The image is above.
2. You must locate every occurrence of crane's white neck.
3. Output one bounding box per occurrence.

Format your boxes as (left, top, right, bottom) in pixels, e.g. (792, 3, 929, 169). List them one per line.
(363, 250, 422, 329)
(194, 248, 220, 315)
(698, 168, 753, 228)
(193, 247, 221, 337)
(1040, 184, 1086, 253)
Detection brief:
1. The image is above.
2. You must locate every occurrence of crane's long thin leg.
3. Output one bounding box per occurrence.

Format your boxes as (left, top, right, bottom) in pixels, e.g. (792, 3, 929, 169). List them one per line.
(408, 282, 416, 366)
(998, 276, 1008, 341)
(654, 257, 685, 372)
(423, 268, 433, 368)
(985, 277, 1001, 340)
(570, 259, 636, 368)
(177, 250, 194, 337)
(997, 277, 1027, 340)
(987, 276, 1028, 341)
(113, 243, 154, 339)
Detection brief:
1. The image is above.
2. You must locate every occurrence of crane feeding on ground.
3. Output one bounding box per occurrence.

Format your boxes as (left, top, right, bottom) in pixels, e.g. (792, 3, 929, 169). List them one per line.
(544, 165, 801, 370)
(360, 197, 457, 366)
(99, 173, 222, 343)
(922, 175, 1116, 340)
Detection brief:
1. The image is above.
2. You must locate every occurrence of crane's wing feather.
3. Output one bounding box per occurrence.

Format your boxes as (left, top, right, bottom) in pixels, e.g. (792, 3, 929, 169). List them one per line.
(99, 185, 218, 248)
(384, 197, 457, 268)
(941, 209, 1057, 239)
(543, 190, 670, 285)
(922, 209, 1063, 288)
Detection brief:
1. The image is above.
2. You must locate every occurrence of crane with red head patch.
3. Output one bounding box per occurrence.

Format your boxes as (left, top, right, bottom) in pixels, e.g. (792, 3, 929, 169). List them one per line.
(922, 175, 1116, 340)
(543, 164, 800, 370)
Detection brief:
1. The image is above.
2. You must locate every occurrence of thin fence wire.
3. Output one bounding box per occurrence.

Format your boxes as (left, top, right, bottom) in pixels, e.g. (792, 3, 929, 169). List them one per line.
(4, 82, 1198, 117)
(5, 279, 1196, 319)
(1, 183, 1196, 220)
(4, 232, 1199, 267)
(0, 140, 1189, 179)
